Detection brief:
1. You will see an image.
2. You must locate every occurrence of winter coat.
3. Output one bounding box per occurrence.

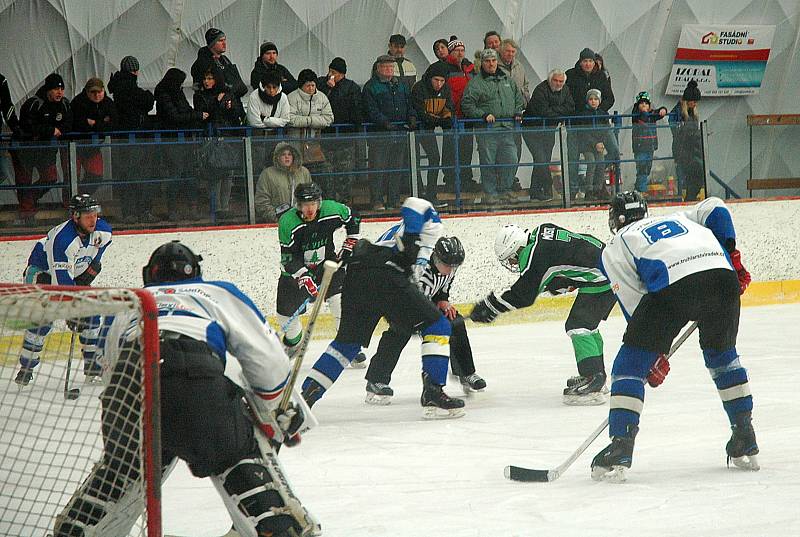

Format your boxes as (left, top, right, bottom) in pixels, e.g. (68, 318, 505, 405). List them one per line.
(362, 75, 416, 130)
(461, 68, 525, 128)
(669, 102, 702, 168)
(250, 61, 297, 94)
(372, 54, 418, 90)
(154, 68, 204, 133)
(190, 47, 248, 100)
(631, 105, 668, 154)
(564, 61, 615, 116)
(524, 79, 574, 127)
(287, 89, 334, 138)
(254, 142, 312, 222)
(0, 72, 20, 133)
(316, 76, 362, 131)
(70, 91, 117, 139)
(246, 87, 290, 129)
(411, 75, 454, 130)
(441, 56, 475, 118)
(499, 59, 531, 104)
(575, 105, 612, 153)
(15, 85, 72, 143)
(107, 70, 154, 132)
(193, 88, 245, 132)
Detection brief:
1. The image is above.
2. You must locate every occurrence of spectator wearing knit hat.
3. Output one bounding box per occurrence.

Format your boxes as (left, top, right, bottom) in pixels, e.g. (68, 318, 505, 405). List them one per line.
(190, 27, 248, 111)
(70, 77, 117, 195)
(107, 55, 157, 223)
(317, 57, 363, 203)
(669, 80, 704, 201)
(11, 73, 73, 222)
(250, 41, 297, 94)
(575, 88, 613, 201)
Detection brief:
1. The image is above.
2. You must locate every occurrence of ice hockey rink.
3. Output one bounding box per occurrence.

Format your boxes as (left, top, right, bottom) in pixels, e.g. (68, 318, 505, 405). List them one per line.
(158, 302, 799, 537)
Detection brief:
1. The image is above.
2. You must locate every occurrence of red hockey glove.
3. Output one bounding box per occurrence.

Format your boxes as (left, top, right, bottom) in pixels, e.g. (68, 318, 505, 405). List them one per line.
(437, 300, 457, 320)
(729, 249, 751, 295)
(339, 237, 358, 262)
(647, 354, 670, 388)
(296, 274, 318, 298)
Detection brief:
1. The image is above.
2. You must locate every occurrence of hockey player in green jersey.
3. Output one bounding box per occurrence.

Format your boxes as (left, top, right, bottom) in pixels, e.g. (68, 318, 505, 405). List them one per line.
(277, 182, 360, 356)
(470, 223, 616, 405)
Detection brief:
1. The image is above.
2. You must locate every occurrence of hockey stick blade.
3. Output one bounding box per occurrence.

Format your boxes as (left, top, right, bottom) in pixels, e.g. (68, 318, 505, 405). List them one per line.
(504, 465, 553, 482)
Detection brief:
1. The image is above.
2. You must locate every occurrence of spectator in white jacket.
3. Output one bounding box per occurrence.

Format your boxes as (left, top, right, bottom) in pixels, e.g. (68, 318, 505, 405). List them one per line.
(287, 69, 334, 138)
(246, 70, 290, 129)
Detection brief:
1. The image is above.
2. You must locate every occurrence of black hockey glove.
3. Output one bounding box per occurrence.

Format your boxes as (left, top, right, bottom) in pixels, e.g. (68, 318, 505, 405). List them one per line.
(74, 260, 101, 286)
(470, 296, 500, 323)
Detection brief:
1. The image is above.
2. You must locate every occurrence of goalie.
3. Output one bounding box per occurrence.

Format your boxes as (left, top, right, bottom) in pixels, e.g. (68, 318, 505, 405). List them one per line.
(53, 241, 321, 537)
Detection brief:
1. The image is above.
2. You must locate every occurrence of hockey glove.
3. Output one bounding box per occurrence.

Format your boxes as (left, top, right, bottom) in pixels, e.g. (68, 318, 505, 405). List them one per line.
(73, 260, 101, 286)
(437, 300, 457, 320)
(729, 249, 751, 295)
(410, 258, 427, 287)
(274, 403, 305, 447)
(338, 237, 359, 262)
(647, 353, 670, 388)
(296, 274, 319, 298)
(470, 297, 499, 323)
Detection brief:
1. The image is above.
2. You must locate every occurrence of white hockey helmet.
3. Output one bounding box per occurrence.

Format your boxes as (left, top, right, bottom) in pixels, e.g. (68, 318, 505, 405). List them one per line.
(494, 224, 529, 272)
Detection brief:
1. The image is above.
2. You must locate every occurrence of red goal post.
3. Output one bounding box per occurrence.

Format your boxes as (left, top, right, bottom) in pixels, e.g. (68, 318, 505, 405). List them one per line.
(0, 284, 162, 537)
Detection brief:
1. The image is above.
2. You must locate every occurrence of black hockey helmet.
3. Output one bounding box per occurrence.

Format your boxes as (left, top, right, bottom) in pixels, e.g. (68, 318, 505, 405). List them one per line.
(294, 182, 323, 205)
(142, 240, 203, 285)
(609, 191, 648, 233)
(69, 194, 101, 216)
(433, 236, 465, 267)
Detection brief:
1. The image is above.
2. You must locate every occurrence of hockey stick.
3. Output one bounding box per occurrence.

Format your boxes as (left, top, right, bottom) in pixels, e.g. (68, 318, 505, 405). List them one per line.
(505, 320, 699, 483)
(281, 297, 312, 334)
(63, 330, 81, 400)
(278, 260, 340, 411)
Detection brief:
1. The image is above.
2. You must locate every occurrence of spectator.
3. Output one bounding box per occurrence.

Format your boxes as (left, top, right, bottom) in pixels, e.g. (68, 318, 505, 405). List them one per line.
(412, 61, 454, 208)
(523, 69, 574, 201)
(70, 77, 117, 195)
(190, 28, 248, 116)
(564, 47, 615, 196)
(373, 34, 417, 91)
(461, 49, 525, 205)
(0, 72, 19, 188)
(498, 38, 530, 192)
(594, 52, 611, 81)
(288, 69, 334, 195)
(433, 38, 449, 61)
(484, 31, 501, 50)
(576, 89, 612, 201)
(440, 36, 480, 193)
(362, 54, 417, 210)
(107, 55, 157, 223)
(669, 80, 704, 201)
(250, 41, 297, 94)
(246, 70, 291, 129)
(316, 57, 362, 204)
(630, 91, 667, 194)
(154, 68, 207, 221)
(254, 142, 311, 222)
(194, 65, 245, 219)
(11, 73, 73, 224)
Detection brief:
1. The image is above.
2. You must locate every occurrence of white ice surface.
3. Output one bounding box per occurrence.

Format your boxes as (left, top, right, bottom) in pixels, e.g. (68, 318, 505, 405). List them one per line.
(162, 304, 800, 537)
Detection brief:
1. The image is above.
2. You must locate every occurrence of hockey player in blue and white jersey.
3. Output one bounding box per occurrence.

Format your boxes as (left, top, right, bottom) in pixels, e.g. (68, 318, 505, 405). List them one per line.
(301, 197, 467, 419)
(52, 241, 321, 537)
(591, 192, 758, 483)
(15, 194, 113, 386)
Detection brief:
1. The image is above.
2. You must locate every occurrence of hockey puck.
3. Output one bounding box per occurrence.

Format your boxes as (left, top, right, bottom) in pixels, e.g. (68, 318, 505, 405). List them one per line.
(65, 388, 81, 400)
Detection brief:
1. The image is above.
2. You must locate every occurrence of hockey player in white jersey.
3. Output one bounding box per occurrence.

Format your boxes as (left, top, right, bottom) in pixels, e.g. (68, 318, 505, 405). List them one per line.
(591, 192, 758, 483)
(15, 194, 112, 386)
(52, 241, 320, 537)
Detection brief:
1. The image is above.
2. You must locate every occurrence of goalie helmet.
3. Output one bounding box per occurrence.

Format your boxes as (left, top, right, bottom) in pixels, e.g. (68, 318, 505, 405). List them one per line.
(495, 224, 529, 272)
(142, 240, 203, 285)
(294, 182, 323, 205)
(432, 236, 465, 267)
(69, 194, 101, 216)
(609, 191, 648, 233)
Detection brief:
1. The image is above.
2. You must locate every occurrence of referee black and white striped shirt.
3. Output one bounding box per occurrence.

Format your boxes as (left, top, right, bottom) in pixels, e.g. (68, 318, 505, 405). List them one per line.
(419, 263, 456, 301)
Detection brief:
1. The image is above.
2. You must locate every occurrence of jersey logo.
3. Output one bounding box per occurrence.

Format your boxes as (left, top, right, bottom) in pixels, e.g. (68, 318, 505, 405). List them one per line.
(641, 220, 687, 244)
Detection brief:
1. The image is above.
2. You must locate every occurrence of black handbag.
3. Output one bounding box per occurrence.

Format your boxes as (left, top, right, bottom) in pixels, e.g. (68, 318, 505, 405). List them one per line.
(198, 136, 239, 170)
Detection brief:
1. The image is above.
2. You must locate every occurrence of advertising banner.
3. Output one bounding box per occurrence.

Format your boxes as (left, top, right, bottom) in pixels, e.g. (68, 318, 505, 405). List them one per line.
(667, 24, 775, 96)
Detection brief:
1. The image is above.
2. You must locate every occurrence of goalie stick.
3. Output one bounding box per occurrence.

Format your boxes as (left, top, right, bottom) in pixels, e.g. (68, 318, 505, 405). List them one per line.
(505, 320, 699, 483)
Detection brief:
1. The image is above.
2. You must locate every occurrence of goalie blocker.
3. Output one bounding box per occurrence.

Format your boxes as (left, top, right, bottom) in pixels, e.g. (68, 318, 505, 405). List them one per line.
(53, 241, 320, 537)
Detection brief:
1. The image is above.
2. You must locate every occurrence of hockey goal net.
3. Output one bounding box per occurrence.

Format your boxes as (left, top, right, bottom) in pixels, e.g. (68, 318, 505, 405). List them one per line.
(0, 284, 161, 537)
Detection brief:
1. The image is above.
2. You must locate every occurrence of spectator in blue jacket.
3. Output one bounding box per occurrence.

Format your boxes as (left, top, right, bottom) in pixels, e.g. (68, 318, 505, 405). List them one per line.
(362, 54, 417, 210)
(630, 91, 667, 193)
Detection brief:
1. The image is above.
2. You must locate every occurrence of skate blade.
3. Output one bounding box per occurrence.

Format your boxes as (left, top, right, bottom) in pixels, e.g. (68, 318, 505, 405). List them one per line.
(348, 360, 367, 369)
(563, 392, 609, 406)
(730, 454, 760, 471)
(590, 464, 628, 483)
(422, 406, 465, 420)
(365, 393, 392, 405)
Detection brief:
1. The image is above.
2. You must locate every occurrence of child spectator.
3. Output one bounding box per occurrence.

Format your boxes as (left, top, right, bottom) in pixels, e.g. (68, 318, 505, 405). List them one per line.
(576, 88, 612, 201)
(630, 91, 667, 194)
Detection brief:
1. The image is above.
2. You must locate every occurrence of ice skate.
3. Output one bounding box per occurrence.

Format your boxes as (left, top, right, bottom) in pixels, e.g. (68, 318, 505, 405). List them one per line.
(364, 381, 393, 405)
(15, 367, 33, 387)
(348, 352, 367, 369)
(421, 372, 465, 420)
(563, 372, 608, 406)
(591, 426, 637, 483)
(726, 411, 760, 471)
(83, 360, 103, 383)
(459, 373, 487, 392)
